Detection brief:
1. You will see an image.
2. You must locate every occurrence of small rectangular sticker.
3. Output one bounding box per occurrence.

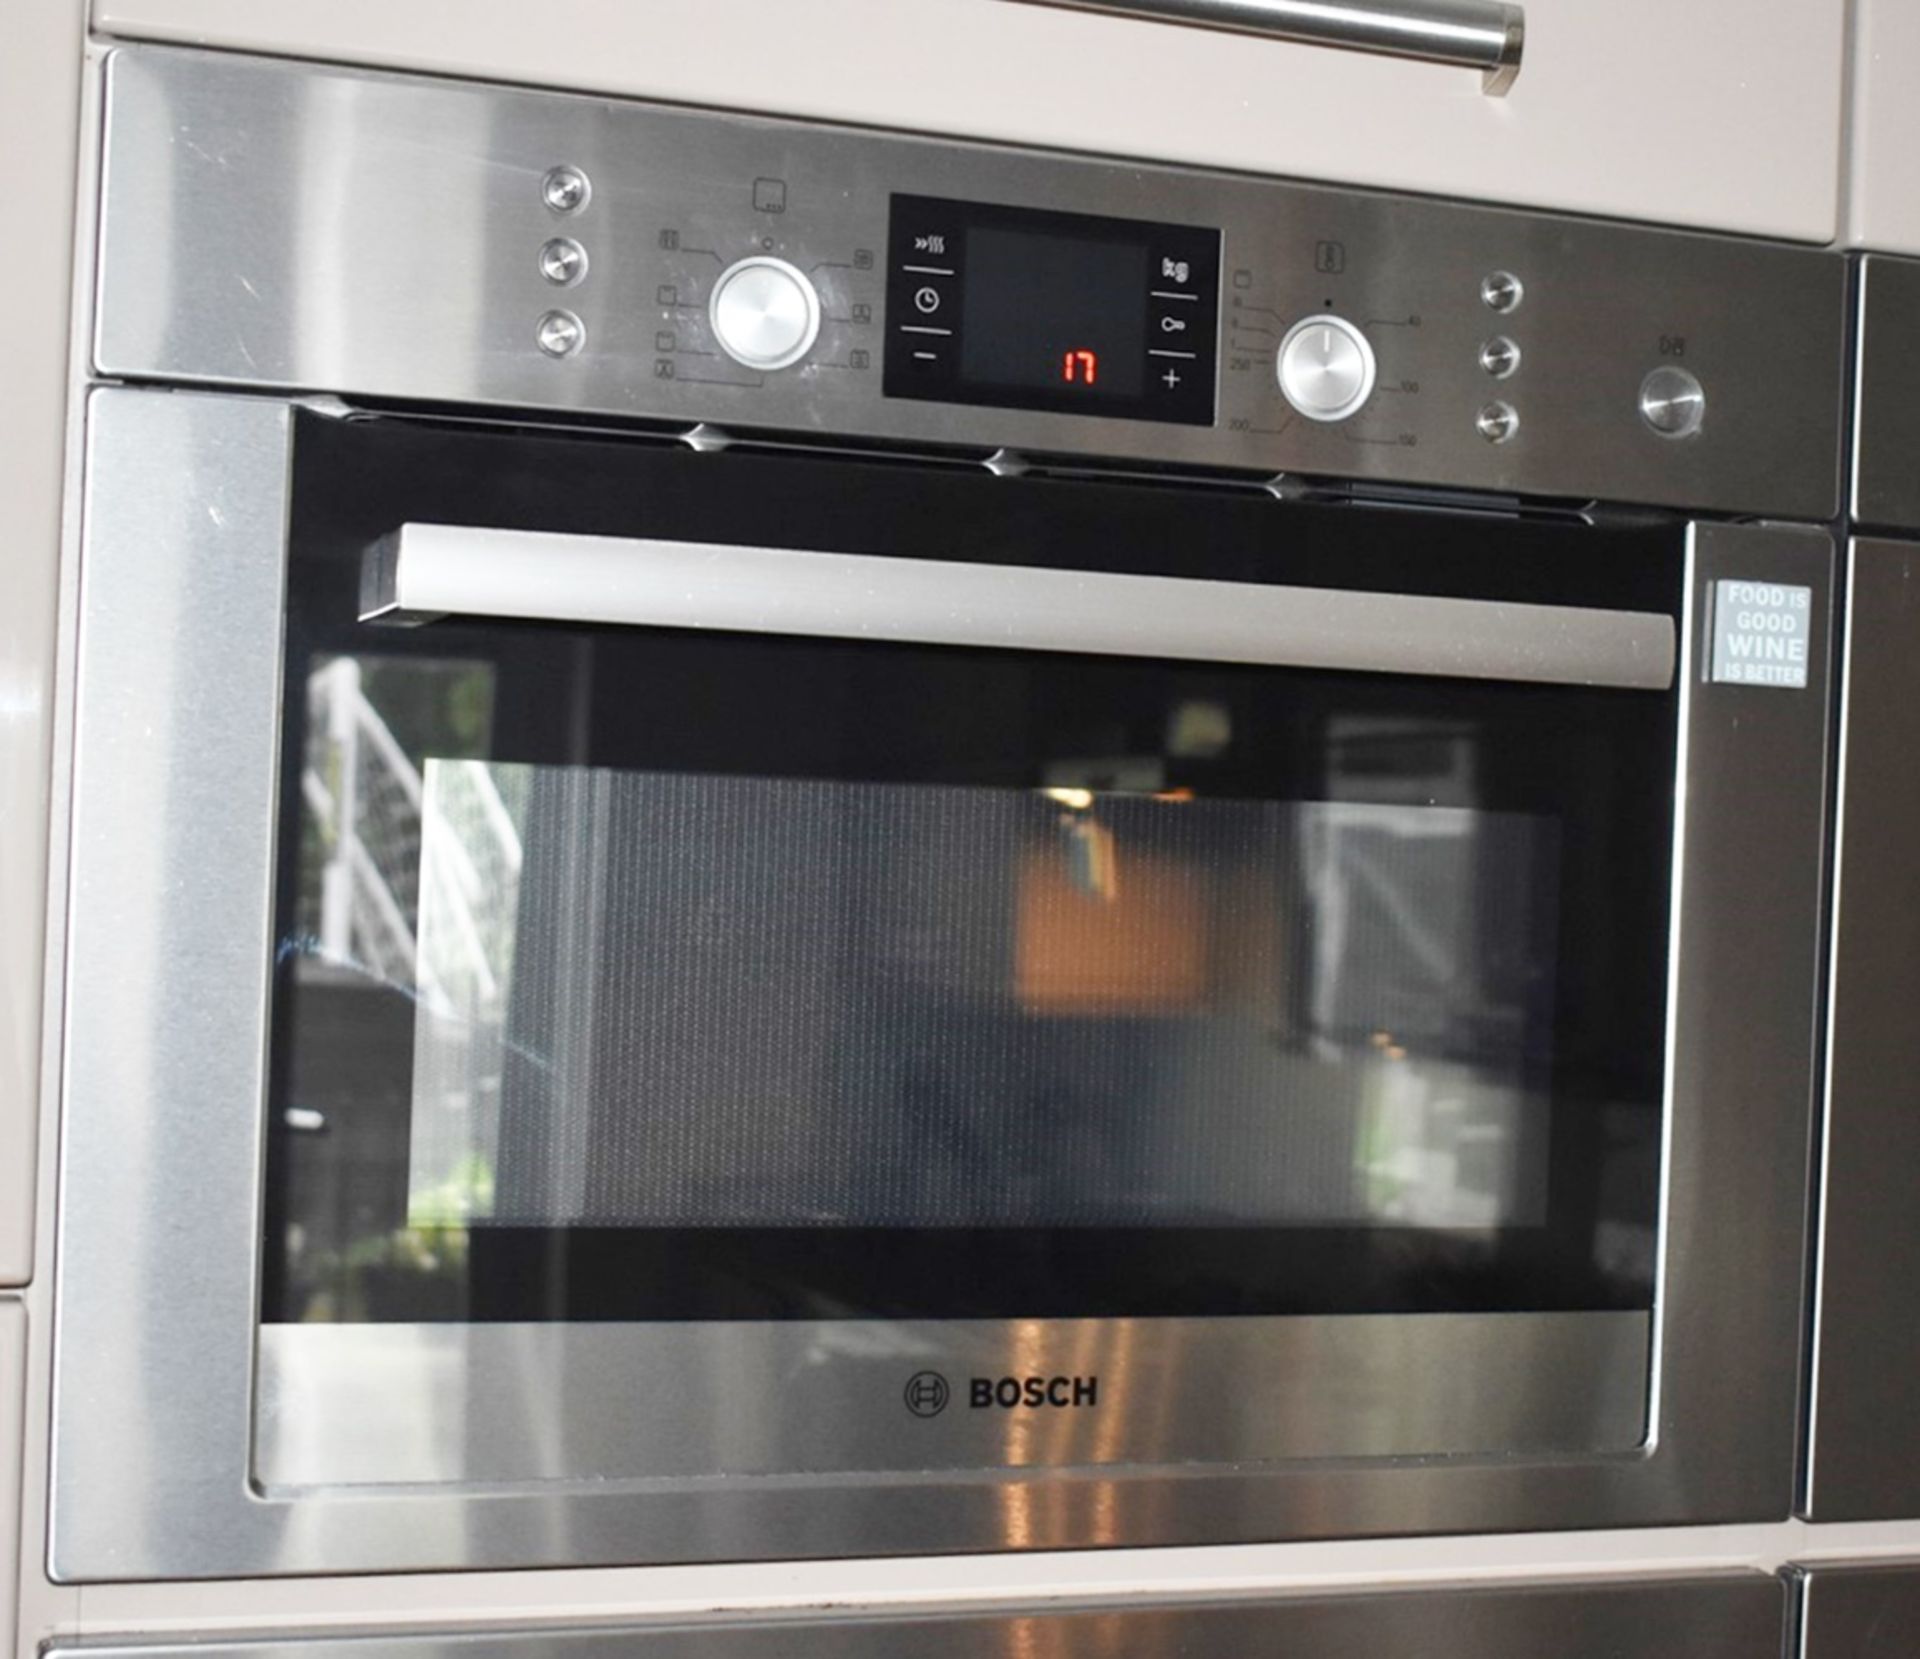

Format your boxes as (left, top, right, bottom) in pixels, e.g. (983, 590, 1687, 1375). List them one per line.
(1710, 580, 1812, 689)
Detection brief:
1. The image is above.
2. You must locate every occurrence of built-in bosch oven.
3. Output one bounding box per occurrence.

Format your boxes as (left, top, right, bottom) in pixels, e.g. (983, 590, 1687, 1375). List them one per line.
(51, 47, 1841, 1580)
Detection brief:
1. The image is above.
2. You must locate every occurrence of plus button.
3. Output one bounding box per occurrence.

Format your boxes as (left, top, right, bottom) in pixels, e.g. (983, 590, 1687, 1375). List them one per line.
(1161, 367, 1182, 389)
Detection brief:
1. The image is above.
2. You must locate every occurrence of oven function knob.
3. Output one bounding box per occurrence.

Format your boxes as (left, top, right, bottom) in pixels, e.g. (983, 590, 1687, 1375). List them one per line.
(1640, 365, 1706, 439)
(709, 256, 821, 372)
(1276, 314, 1377, 422)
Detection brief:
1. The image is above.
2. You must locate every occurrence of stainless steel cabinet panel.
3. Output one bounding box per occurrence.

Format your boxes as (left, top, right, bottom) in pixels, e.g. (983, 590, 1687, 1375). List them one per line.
(1806, 538, 1920, 1520)
(1798, 1565, 1920, 1658)
(46, 1576, 1791, 1659)
(1850, 258, 1920, 532)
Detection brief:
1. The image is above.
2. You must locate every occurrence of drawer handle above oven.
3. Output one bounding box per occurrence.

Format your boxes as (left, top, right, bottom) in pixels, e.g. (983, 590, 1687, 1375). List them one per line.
(361, 524, 1673, 691)
(997, 0, 1525, 95)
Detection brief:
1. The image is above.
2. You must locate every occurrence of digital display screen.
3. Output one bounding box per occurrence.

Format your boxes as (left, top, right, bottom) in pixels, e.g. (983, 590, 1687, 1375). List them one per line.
(959, 226, 1148, 399)
(885, 195, 1219, 426)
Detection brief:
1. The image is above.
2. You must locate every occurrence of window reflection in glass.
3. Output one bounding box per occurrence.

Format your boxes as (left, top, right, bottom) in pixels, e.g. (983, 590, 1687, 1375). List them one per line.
(280, 655, 497, 1322)
(402, 764, 1556, 1234)
(274, 655, 1573, 1323)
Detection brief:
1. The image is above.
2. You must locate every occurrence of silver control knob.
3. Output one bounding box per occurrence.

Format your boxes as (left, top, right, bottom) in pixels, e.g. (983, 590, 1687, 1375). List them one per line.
(539, 237, 588, 287)
(709, 256, 821, 372)
(1276, 314, 1377, 423)
(1639, 366, 1706, 438)
(1479, 336, 1521, 379)
(535, 309, 584, 358)
(541, 165, 590, 214)
(1476, 400, 1520, 444)
(1481, 270, 1524, 314)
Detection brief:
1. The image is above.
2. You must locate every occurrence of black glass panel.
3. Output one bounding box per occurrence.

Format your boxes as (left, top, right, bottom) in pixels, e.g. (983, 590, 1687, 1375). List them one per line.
(884, 194, 1220, 424)
(262, 412, 1682, 1325)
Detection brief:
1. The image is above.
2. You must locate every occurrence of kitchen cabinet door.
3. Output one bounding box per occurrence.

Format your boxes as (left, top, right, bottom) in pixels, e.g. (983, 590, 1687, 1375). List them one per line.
(0, 1302, 23, 1655)
(1845, 0, 1920, 251)
(1, 0, 83, 1289)
(92, 0, 1845, 241)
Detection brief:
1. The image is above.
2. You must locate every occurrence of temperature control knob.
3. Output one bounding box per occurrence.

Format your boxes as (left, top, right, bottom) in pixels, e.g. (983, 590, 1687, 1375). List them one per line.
(709, 256, 821, 371)
(1276, 314, 1377, 422)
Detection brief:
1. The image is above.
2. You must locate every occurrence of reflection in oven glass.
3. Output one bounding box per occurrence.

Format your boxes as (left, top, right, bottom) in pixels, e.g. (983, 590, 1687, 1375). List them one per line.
(273, 653, 1606, 1322)
(284, 655, 500, 1319)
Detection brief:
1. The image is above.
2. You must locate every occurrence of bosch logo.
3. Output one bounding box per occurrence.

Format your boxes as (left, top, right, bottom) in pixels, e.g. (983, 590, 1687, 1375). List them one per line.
(971, 1375, 1099, 1410)
(905, 1372, 1100, 1417)
(903, 1371, 951, 1418)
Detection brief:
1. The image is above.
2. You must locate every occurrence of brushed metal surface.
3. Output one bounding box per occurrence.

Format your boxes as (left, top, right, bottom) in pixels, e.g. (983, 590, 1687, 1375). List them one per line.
(48, 391, 1832, 1578)
(1850, 256, 1920, 531)
(364, 522, 1678, 689)
(256, 1314, 1651, 1487)
(42, 1576, 1788, 1659)
(1001, 0, 1526, 93)
(1805, 539, 1920, 1521)
(93, 46, 1845, 520)
(1798, 1565, 1920, 1658)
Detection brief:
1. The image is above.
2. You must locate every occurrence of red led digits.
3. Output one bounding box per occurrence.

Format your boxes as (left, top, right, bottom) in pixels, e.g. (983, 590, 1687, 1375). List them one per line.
(1061, 349, 1098, 386)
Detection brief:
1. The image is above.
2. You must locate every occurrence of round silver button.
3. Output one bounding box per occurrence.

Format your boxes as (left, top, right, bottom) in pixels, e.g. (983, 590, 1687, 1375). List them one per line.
(1479, 336, 1521, 379)
(539, 237, 588, 287)
(1276, 314, 1378, 422)
(1476, 400, 1520, 444)
(535, 308, 585, 358)
(1640, 365, 1706, 439)
(709, 256, 821, 372)
(541, 165, 590, 215)
(1481, 271, 1524, 314)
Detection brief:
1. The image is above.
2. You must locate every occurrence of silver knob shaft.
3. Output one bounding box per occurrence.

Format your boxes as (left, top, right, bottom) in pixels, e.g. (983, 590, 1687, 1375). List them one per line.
(1639, 366, 1706, 438)
(709, 256, 821, 372)
(1276, 314, 1377, 423)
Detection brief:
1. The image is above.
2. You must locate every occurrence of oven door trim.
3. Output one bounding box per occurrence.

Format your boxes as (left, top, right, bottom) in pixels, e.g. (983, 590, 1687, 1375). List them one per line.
(49, 388, 1832, 1579)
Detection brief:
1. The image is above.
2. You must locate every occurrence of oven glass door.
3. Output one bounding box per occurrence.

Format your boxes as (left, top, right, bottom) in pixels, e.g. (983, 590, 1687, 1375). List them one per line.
(258, 413, 1681, 1483)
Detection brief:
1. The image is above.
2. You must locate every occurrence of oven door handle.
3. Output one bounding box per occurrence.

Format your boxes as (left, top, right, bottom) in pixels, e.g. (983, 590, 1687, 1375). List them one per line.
(361, 523, 1675, 691)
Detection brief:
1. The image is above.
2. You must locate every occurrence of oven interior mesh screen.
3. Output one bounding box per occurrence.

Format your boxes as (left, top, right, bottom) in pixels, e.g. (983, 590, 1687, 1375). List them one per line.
(404, 763, 1558, 1230)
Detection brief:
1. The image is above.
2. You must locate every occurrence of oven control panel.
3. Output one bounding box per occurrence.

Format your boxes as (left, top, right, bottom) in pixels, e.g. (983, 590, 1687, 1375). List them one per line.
(95, 46, 1847, 519)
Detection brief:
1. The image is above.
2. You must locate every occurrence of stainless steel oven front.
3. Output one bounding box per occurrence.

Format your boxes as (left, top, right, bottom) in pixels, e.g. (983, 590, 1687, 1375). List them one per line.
(49, 46, 1842, 1579)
